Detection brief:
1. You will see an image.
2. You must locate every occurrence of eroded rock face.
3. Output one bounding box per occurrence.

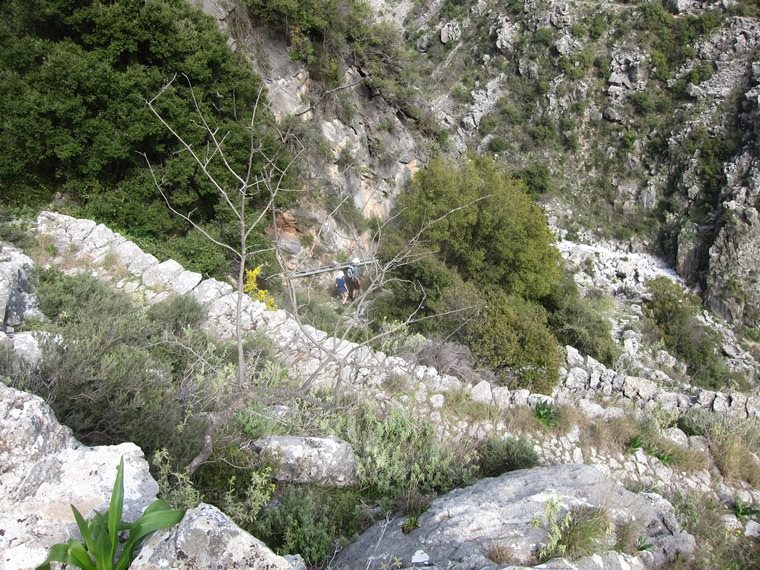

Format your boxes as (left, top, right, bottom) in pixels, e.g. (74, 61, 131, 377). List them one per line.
(332, 464, 695, 570)
(705, 64, 760, 327)
(132, 503, 296, 570)
(252, 435, 358, 487)
(0, 383, 158, 570)
(0, 243, 40, 333)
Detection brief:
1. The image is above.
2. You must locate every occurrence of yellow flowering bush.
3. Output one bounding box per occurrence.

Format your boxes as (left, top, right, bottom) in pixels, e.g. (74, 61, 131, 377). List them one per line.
(244, 265, 277, 311)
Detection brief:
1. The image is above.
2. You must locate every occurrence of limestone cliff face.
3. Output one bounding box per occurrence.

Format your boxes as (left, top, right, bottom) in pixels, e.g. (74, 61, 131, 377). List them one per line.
(186, 0, 760, 325)
(706, 62, 760, 326)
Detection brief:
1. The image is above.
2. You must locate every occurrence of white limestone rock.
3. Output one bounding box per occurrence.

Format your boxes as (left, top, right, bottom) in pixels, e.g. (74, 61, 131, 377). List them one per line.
(0, 243, 41, 332)
(132, 503, 295, 569)
(331, 464, 695, 569)
(440, 21, 462, 44)
(252, 435, 358, 488)
(623, 376, 658, 401)
(0, 383, 157, 570)
(141, 259, 186, 290)
(470, 380, 493, 404)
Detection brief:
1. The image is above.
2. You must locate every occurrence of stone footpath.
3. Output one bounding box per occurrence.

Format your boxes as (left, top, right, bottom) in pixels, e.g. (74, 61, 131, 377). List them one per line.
(35, 211, 760, 421)
(31, 212, 760, 504)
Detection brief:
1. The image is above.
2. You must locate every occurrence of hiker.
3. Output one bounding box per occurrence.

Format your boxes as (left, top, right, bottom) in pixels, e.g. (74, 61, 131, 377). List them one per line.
(345, 257, 362, 300)
(335, 271, 349, 305)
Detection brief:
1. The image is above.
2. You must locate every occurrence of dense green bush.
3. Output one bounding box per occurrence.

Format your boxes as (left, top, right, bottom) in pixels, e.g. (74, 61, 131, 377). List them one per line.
(328, 404, 477, 510)
(395, 155, 561, 300)
(461, 290, 561, 392)
(478, 436, 539, 477)
(513, 162, 552, 199)
(644, 276, 727, 388)
(255, 486, 365, 565)
(0, 0, 293, 277)
(543, 274, 619, 367)
(376, 155, 564, 391)
(3, 269, 248, 466)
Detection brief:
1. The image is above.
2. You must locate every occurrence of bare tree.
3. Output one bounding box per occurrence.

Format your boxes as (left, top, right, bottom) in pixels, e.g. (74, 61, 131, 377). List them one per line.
(145, 73, 302, 387)
(144, 75, 483, 474)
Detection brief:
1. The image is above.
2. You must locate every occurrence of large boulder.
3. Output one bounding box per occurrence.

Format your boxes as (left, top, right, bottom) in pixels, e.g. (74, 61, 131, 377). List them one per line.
(332, 464, 694, 569)
(132, 503, 298, 569)
(252, 435, 358, 488)
(0, 243, 40, 333)
(0, 383, 301, 570)
(0, 383, 158, 569)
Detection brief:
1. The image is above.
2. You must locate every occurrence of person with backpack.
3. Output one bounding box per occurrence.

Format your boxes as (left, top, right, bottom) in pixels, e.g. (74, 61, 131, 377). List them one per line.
(335, 270, 349, 305)
(345, 258, 361, 300)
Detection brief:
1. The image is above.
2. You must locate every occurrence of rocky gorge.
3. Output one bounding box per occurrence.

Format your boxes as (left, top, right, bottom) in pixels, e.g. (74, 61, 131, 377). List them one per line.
(1, 209, 759, 568)
(2, 0, 760, 567)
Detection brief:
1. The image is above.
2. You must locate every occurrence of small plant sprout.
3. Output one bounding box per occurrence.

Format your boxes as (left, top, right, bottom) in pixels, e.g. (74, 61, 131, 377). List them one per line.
(534, 401, 559, 429)
(734, 498, 760, 521)
(36, 458, 185, 570)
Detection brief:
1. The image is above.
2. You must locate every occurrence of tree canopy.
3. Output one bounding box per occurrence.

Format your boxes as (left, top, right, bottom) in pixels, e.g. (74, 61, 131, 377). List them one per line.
(0, 0, 293, 276)
(396, 154, 561, 299)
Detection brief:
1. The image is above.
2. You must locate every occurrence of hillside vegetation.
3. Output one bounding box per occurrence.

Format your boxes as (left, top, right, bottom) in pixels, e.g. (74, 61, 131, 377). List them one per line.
(0, 0, 294, 277)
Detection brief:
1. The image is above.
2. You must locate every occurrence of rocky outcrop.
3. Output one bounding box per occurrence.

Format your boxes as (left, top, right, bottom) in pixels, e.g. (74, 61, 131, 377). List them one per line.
(251, 435, 358, 487)
(132, 503, 297, 570)
(0, 243, 40, 333)
(332, 464, 695, 569)
(705, 62, 760, 327)
(0, 381, 300, 570)
(440, 21, 462, 44)
(0, 383, 158, 569)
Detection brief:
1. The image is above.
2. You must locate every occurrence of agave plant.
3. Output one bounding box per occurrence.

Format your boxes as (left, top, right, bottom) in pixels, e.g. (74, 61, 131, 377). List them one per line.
(36, 458, 185, 570)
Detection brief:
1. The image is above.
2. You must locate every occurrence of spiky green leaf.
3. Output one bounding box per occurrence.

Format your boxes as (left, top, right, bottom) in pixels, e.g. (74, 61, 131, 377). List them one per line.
(71, 505, 94, 554)
(108, 459, 125, 562)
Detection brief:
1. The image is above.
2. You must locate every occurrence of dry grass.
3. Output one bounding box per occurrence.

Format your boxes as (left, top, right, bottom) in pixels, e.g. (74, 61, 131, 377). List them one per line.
(442, 388, 500, 422)
(714, 437, 760, 486)
(555, 404, 590, 435)
(382, 372, 411, 395)
(580, 415, 638, 453)
(680, 409, 760, 485)
(613, 520, 641, 555)
(504, 405, 544, 434)
(96, 249, 128, 278)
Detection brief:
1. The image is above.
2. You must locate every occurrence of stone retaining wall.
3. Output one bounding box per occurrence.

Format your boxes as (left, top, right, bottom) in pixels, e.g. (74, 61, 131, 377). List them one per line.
(35, 211, 760, 421)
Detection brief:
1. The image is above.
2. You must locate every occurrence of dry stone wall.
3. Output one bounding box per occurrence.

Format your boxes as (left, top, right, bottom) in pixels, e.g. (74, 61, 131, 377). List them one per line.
(34, 212, 760, 422)
(30, 212, 760, 505)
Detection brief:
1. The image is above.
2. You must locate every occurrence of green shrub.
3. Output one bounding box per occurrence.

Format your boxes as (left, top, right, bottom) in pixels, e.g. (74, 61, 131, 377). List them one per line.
(327, 404, 477, 510)
(6, 268, 268, 470)
(544, 274, 619, 367)
(537, 501, 611, 562)
(488, 136, 508, 152)
(644, 277, 727, 388)
(534, 28, 555, 46)
(464, 291, 561, 392)
(254, 486, 365, 566)
(451, 84, 473, 102)
(478, 437, 539, 477)
(672, 492, 760, 569)
(513, 162, 552, 199)
(147, 295, 207, 335)
(396, 154, 561, 299)
(534, 401, 559, 429)
(0, 0, 294, 274)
